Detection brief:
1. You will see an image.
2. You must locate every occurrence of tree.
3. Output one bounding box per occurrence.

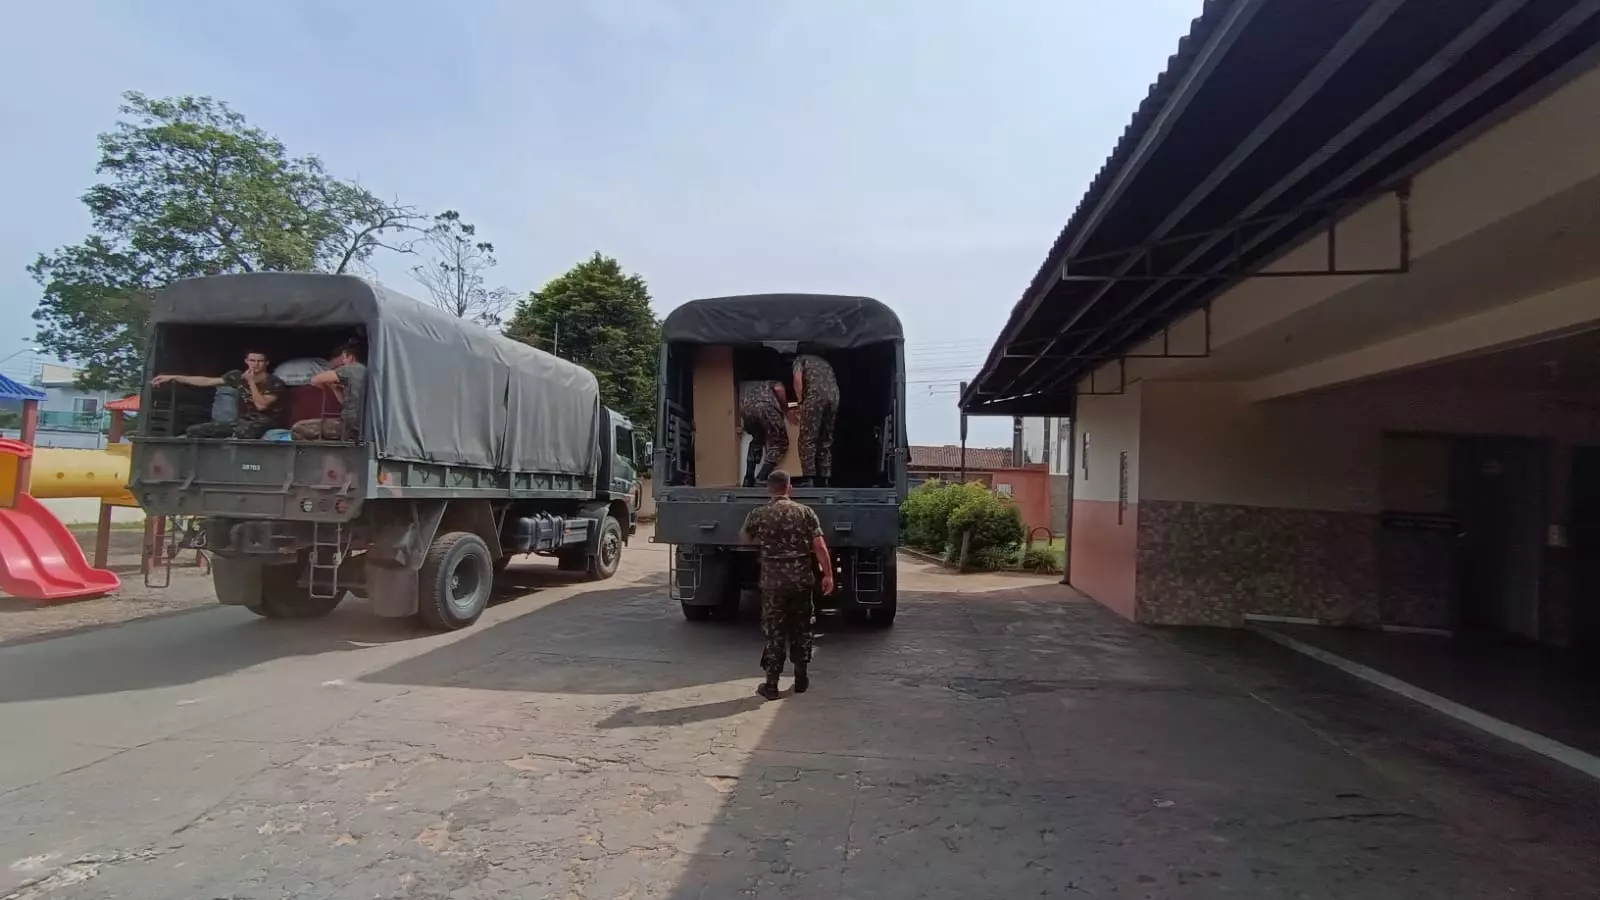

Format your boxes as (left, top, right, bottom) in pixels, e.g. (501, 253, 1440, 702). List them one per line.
(410, 210, 513, 325)
(505, 253, 661, 435)
(29, 92, 426, 391)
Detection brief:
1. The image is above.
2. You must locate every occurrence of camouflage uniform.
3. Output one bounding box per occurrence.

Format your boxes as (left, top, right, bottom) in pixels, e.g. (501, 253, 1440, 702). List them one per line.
(793, 354, 839, 482)
(184, 370, 287, 440)
(290, 360, 368, 441)
(738, 380, 788, 485)
(741, 497, 822, 678)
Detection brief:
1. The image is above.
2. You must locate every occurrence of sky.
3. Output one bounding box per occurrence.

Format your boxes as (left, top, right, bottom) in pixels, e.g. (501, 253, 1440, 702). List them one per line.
(0, 0, 1202, 446)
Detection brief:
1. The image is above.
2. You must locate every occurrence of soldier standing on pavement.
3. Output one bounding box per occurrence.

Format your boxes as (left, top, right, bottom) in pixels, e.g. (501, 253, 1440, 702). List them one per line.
(790, 353, 839, 487)
(738, 379, 790, 487)
(741, 469, 835, 700)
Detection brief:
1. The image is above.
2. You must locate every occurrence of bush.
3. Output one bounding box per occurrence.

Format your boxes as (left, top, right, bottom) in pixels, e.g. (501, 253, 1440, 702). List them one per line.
(947, 488, 1024, 569)
(901, 480, 1026, 569)
(1021, 546, 1062, 574)
(900, 479, 947, 552)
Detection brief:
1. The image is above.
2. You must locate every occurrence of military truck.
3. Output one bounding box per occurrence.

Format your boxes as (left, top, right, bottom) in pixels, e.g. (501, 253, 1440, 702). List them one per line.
(130, 272, 643, 631)
(652, 293, 907, 626)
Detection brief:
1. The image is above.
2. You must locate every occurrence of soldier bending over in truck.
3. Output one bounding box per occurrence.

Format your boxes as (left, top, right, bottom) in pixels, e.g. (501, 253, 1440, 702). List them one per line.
(738, 378, 789, 487)
(291, 341, 368, 441)
(790, 353, 839, 487)
(741, 469, 834, 700)
(152, 350, 286, 440)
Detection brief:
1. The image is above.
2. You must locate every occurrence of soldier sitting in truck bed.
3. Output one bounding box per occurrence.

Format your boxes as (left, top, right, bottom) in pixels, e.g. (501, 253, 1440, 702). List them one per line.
(152, 350, 287, 440)
(291, 341, 367, 441)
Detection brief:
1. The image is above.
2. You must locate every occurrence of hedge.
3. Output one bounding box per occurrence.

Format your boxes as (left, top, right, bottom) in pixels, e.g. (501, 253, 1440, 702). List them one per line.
(900, 479, 1025, 571)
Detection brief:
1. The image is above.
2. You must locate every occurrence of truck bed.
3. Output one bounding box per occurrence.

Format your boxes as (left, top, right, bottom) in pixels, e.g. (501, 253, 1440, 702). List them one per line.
(131, 438, 595, 520)
(652, 486, 901, 549)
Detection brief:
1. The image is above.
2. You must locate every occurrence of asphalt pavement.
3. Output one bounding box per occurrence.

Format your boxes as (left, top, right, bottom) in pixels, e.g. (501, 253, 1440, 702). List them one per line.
(2, 539, 1598, 899)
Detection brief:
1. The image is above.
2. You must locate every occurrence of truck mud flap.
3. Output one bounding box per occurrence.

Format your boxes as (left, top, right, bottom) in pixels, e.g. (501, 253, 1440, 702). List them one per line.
(210, 556, 265, 607)
(366, 561, 418, 618)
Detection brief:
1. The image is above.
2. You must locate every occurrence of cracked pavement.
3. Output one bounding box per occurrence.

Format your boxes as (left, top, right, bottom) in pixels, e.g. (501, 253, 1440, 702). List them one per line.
(2, 537, 1598, 898)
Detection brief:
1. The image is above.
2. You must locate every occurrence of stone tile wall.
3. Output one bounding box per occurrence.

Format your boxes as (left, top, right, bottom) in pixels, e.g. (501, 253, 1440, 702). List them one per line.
(1135, 500, 1380, 627)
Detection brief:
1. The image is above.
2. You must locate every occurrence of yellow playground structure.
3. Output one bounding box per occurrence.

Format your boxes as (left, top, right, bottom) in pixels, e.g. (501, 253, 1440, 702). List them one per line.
(25, 443, 138, 508)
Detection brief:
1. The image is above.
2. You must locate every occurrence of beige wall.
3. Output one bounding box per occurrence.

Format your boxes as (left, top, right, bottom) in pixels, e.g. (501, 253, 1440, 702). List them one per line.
(1071, 383, 1142, 504)
(1140, 379, 1600, 515)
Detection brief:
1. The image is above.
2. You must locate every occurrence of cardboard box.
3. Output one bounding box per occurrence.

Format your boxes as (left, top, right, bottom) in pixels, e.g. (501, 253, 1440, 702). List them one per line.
(692, 345, 741, 486)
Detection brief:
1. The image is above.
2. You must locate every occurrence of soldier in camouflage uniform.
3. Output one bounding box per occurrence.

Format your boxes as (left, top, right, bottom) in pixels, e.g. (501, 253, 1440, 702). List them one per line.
(791, 353, 840, 487)
(152, 350, 287, 440)
(741, 469, 835, 699)
(738, 379, 789, 487)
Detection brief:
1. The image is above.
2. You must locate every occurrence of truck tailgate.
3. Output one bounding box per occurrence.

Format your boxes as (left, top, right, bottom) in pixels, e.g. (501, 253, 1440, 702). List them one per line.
(654, 487, 901, 548)
(131, 439, 367, 519)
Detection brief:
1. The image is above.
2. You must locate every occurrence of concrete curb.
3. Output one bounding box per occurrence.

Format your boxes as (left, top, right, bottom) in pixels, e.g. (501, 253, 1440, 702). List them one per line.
(1255, 626, 1600, 784)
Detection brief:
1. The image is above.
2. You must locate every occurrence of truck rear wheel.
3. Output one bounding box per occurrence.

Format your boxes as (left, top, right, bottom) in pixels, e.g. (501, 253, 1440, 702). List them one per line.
(681, 602, 715, 621)
(417, 531, 493, 631)
(586, 516, 623, 581)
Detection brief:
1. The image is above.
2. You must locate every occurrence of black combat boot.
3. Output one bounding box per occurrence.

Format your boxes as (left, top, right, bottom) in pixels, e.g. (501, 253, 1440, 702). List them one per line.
(793, 664, 809, 694)
(757, 677, 781, 701)
(754, 461, 775, 484)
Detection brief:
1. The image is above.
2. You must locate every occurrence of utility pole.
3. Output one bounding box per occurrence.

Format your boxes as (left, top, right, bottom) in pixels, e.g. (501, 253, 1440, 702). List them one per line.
(958, 381, 968, 483)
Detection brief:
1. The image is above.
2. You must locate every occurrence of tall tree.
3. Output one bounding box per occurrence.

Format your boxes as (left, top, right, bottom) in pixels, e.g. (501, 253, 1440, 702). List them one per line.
(410, 210, 513, 325)
(29, 92, 426, 390)
(505, 253, 660, 434)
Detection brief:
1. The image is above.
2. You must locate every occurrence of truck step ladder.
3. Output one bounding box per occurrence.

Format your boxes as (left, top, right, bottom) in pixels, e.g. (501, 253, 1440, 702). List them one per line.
(670, 547, 701, 601)
(853, 553, 884, 598)
(308, 521, 344, 599)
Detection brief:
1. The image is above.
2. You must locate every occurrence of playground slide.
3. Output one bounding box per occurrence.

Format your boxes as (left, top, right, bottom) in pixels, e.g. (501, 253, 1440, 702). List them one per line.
(0, 491, 121, 601)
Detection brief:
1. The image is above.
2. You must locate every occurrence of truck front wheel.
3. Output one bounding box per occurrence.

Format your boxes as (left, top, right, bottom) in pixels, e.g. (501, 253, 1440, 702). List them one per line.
(417, 531, 494, 631)
(586, 516, 624, 581)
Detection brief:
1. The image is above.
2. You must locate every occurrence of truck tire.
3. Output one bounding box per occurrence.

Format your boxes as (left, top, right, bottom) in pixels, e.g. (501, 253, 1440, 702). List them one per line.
(681, 602, 715, 621)
(586, 516, 624, 581)
(416, 531, 494, 631)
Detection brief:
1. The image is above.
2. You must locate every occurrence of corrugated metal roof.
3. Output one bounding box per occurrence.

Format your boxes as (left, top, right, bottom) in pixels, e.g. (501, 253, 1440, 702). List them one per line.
(0, 373, 46, 403)
(965, 0, 1600, 415)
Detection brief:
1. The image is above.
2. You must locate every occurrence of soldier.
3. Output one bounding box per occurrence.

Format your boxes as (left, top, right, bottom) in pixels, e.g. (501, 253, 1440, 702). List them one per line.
(152, 350, 287, 440)
(790, 353, 839, 487)
(738, 378, 789, 487)
(741, 469, 835, 700)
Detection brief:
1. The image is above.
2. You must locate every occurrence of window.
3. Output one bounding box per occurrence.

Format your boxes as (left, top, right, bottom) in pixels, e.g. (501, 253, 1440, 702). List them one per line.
(74, 397, 99, 416)
(614, 424, 635, 478)
(995, 482, 1013, 497)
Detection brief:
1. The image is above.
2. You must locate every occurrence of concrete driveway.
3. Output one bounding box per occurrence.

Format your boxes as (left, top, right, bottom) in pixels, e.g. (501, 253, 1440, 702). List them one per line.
(1, 539, 1597, 898)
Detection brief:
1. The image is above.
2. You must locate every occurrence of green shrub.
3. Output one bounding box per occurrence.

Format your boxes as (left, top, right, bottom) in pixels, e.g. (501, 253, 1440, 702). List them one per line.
(947, 487, 1024, 569)
(1021, 546, 1062, 574)
(900, 479, 946, 552)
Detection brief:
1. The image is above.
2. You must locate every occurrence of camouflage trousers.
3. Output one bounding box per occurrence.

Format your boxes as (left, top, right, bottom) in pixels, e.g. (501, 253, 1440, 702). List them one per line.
(291, 417, 354, 441)
(759, 562, 814, 677)
(185, 419, 271, 440)
(741, 406, 787, 484)
(797, 392, 838, 479)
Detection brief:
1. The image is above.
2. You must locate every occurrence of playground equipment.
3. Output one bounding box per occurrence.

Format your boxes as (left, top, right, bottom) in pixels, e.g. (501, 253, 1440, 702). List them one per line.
(0, 438, 121, 601)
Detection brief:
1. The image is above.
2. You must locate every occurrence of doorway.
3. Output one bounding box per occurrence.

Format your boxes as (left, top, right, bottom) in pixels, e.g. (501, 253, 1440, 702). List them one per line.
(1450, 437, 1548, 640)
(1571, 447, 1600, 653)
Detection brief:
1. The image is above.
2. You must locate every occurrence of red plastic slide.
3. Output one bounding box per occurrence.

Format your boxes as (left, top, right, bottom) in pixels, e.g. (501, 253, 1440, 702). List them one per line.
(0, 489, 122, 602)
